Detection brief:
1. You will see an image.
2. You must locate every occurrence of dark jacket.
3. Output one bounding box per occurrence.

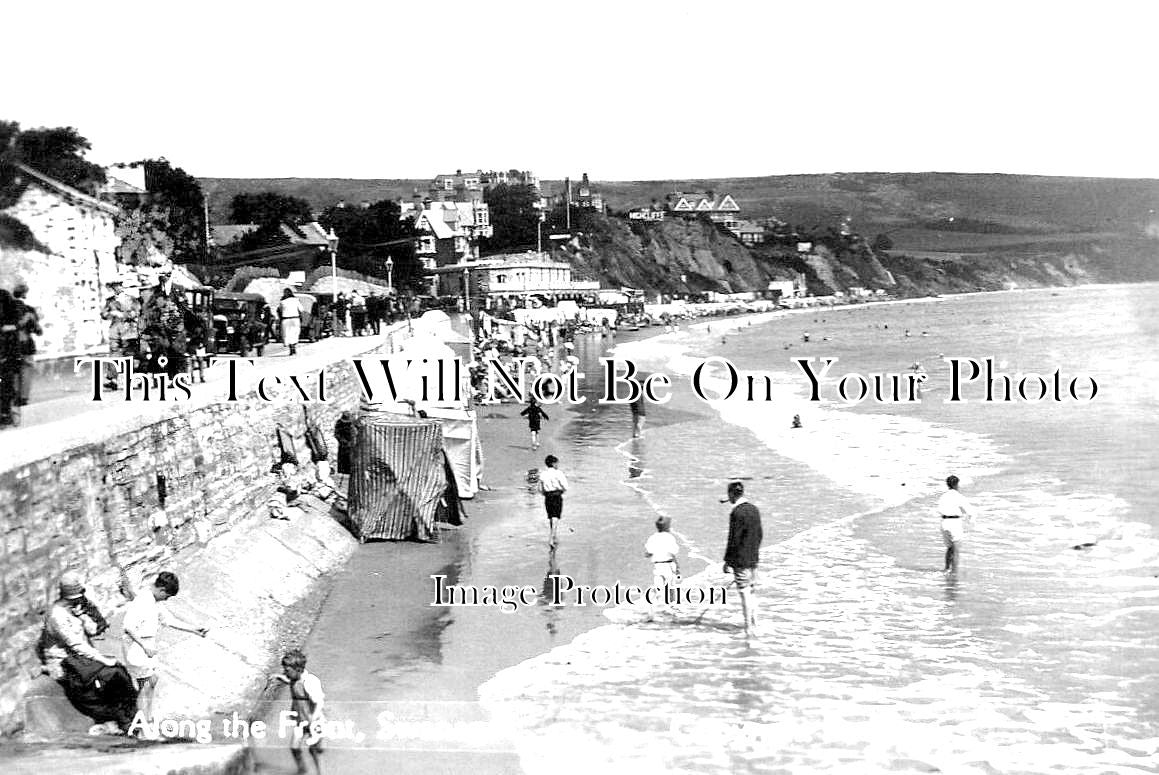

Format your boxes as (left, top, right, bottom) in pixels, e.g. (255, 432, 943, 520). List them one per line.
(724, 500, 763, 569)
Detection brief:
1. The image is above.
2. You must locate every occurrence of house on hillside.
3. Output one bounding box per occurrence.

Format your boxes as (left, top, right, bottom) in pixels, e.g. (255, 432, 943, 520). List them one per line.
(0, 163, 122, 360)
(574, 173, 603, 211)
(665, 191, 741, 233)
(430, 169, 540, 203)
(734, 219, 766, 245)
(399, 198, 492, 292)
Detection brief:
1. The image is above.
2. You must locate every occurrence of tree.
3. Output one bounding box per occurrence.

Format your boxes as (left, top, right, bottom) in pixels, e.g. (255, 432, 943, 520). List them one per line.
(12, 125, 106, 193)
(319, 199, 422, 292)
(229, 192, 314, 226)
(483, 183, 540, 253)
(116, 159, 208, 264)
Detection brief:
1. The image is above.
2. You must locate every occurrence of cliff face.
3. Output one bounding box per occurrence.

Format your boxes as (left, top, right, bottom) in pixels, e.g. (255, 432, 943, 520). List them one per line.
(560, 216, 774, 293)
(557, 213, 1159, 298)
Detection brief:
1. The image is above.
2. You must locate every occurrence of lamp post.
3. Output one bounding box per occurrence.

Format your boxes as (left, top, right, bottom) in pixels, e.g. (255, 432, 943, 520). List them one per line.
(384, 254, 394, 320)
(327, 228, 339, 337)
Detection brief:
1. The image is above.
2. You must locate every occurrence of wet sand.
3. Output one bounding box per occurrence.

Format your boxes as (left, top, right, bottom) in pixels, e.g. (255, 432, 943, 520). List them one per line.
(251, 330, 670, 774)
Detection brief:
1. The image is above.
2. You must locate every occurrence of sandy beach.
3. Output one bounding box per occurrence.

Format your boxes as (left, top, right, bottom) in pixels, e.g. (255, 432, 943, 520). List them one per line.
(249, 328, 667, 774)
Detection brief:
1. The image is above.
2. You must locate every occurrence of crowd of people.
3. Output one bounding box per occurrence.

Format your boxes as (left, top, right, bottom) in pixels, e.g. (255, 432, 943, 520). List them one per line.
(331, 289, 393, 337)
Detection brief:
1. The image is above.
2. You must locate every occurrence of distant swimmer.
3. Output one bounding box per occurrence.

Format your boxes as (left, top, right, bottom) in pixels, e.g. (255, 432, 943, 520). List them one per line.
(936, 475, 972, 573)
(905, 329, 911, 337)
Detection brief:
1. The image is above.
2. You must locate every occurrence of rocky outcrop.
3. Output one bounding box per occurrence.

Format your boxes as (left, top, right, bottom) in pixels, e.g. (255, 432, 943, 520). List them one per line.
(560, 216, 773, 294)
(553, 212, 1159, 298)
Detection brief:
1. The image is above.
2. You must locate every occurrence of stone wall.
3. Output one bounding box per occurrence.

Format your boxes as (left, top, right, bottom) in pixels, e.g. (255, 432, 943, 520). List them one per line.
(0, 338, 396, 733)
(0, 180, 121, 358)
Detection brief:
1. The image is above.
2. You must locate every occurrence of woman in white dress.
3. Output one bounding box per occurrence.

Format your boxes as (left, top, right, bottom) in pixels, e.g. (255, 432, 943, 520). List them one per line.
(278, 288, 302, 356)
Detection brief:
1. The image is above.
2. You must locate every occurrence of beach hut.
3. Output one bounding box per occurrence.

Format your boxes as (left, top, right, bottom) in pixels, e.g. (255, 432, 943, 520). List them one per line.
(346, 413, 461, 541)
(421, 406, 482, 499)
(365, 332, 483, 500)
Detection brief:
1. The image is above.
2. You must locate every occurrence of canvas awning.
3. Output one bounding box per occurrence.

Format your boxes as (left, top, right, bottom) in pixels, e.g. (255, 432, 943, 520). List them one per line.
(347, 414, 456, 541)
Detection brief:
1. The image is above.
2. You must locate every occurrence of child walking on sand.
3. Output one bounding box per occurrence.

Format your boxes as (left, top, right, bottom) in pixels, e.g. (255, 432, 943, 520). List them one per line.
(520, 395, 549, 450)
(274, 649, 325, 775)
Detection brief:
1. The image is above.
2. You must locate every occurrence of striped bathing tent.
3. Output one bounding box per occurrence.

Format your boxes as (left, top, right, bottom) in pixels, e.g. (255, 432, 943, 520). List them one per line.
(347, 413, 462, 541)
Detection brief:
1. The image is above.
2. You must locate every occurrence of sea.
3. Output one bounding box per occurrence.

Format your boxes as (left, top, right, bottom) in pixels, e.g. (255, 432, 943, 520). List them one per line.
(478, 283, 1159, 775)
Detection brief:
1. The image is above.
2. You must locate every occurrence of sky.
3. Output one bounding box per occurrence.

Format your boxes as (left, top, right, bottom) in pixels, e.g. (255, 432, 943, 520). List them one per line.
(4, 0, 1157, 181)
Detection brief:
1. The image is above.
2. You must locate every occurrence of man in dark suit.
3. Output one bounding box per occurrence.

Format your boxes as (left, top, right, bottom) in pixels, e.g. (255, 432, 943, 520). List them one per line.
(723, 480, 763, 638)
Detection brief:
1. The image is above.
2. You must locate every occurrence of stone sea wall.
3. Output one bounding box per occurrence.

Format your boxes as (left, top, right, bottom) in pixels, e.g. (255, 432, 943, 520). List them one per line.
(0, 335, 400, 734)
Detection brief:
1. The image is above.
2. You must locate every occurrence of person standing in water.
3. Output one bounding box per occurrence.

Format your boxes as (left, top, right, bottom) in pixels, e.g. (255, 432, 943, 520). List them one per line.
(937, 474, 972, 573)
(644, 516, 680, 620)
(538, 455, 568, 546)
(722, 480, 763, 638)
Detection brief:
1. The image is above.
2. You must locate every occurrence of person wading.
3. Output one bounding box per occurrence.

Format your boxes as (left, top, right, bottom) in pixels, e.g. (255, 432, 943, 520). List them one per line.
(538, 455, 569, 546)
(937, 474, 972, 573)
(722, 480, 763, 639)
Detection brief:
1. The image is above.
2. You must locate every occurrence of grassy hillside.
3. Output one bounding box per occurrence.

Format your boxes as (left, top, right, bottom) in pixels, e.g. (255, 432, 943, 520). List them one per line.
(201, 172, 1159, 240)
(198, 173, 1159, 289)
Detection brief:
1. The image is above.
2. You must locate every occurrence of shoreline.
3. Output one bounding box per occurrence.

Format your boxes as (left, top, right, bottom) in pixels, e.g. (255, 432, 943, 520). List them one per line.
(248, 328, 652, 773)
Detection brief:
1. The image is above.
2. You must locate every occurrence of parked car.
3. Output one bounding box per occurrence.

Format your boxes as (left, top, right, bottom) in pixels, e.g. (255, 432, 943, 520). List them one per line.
(183, 285, 216, 355)
(212, 292, 269, 355)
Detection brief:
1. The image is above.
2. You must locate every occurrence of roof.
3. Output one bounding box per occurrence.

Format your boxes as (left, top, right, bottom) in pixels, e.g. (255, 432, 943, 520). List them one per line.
(416, 211, 455, 239)
(281, 221, 332, 247)
(11, 163, 119, 215)
(102, 176, 146, 195)
(210, 224, 260, 247)
(412, 201, 483, 239)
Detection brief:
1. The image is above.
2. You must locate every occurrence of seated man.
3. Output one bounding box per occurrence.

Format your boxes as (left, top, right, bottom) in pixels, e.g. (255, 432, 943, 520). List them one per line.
(38, 571, 138, 733)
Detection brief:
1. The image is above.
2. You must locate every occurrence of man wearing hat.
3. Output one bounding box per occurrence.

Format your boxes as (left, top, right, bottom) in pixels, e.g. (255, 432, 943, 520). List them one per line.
(101, 276, 141, 391)
(38, 571, 138, 733)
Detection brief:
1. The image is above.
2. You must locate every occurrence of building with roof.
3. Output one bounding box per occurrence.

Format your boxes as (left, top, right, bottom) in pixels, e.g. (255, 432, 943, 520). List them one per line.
(574, 173, 603, 211)
(399, 199, 492, 292)
(429, 169, 540, 203)
(1, 163, 123, 359)
(428, 251, 599, 308)
(734, 219, 767, 245)
(207, 220, 337, 274)
(665, 191, 741, 232)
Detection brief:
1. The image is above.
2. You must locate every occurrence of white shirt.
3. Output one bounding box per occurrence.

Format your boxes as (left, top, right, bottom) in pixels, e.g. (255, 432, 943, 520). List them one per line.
(122, 588, 173, 668)
(278, 297, 302, 319)
(937, 488, 970, 517)
(645, 531, 679, 563)
(539, 468, 568, 494)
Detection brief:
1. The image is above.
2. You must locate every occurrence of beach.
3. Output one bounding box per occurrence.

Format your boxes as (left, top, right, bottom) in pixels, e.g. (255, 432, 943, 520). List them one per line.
(246, 285, 1158, 775)
(248, 327, 670, 773)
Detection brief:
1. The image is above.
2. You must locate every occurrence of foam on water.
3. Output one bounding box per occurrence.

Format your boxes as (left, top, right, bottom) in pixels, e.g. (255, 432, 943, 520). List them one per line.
(482, 293, 1159, 774)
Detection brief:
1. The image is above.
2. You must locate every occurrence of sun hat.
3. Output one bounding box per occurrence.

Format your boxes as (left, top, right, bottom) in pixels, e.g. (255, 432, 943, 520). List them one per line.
(59, 571, 85, 600)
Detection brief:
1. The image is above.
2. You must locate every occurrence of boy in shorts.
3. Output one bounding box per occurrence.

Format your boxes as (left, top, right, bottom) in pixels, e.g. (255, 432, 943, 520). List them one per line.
(274, 649, 325, 775)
